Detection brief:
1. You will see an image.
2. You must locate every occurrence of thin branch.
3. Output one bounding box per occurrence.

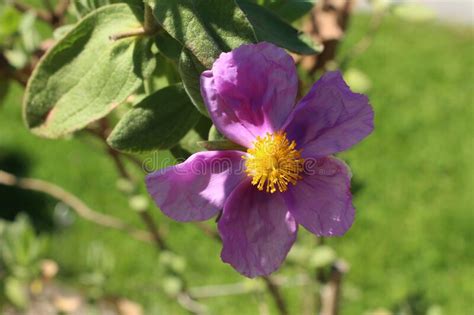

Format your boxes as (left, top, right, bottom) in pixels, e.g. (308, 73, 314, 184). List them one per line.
(11, 0, 53, 23)
(193, 222, 220, 241)
(54, 0, 70, 18)
(123, 153, 144, 169)
(262, 276, 289, 315)
(93, 118, 204, 315)
(0, 165, 203, 315)
(315, 237, 327, 312)
(0, 53, 28, 86)
(319, 260, 349, 315)
(138, 210, 167, 251)
(109, 28, 147, 41)
(177, 293, 208, 315)
(0, 169, 153, 243)
(189, 274, 311, 299)
(108, 146, 131, 179)
(41, 0, 54, 15)
(93, 118, 171, 252)
(339, 5, 385, 70)
(144, 4, 159, 33)
(109, 5, 159, 41)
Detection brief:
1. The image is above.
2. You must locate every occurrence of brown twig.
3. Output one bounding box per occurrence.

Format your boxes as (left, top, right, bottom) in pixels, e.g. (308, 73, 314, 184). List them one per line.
(176, 292, 208, 315)
(41, 0, 54, 15)
(93, 118, 171, 251)
(319, 260, 349, 315)
(109, 28, 147, 41)
(138, 210, 167, 251)
(110, 5, 159, 41)
(11, 0, 53, 23)
(339, 6, 385, 70)
(314, 237, 327, 311)
(11, 0, 70, 26)
(0, 169, 153, 243)
(54, 0, 70, 20)
(92, 118, 204, 315)
(108, 146, 131, 179)
(144, 4, 159, 33)
(262, 276, 289, 315)
(189, 274, 311, 299)
(298, 0, 355, 74)
(193, 222, 220, 241)
(0, 54, 28, 86)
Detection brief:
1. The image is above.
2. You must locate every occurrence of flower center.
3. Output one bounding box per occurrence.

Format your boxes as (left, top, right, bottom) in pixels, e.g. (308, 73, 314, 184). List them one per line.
(244, 131, 304, 193)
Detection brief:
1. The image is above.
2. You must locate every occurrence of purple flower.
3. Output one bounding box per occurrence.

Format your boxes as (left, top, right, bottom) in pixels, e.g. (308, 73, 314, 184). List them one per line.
(146, 42, 374, 278)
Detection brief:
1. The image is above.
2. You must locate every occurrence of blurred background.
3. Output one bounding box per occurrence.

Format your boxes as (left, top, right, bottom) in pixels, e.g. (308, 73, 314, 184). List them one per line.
(0, 0, 473, 314)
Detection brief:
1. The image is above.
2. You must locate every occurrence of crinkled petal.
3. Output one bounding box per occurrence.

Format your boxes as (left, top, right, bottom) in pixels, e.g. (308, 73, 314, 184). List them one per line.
(284, 157, 354, 236)
(146, 151, 246, 222)
(218, 180, 297, 278)
(285, 71, 374, 158)
(201, 42, 298, 148)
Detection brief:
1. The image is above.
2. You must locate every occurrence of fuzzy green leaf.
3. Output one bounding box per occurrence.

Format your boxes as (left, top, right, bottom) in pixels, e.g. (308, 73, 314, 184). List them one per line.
(72, 0, 143, 18)
(178, 48, 208, 116)
(268, 0, 317, 23)
(23, 4, 156, 138)
(152, 0, 257, 68)
(237, 0, 322, 55)
(154, 29, 183, 62)
(208, 125, 225, 141)
(107, 84, 200, 152)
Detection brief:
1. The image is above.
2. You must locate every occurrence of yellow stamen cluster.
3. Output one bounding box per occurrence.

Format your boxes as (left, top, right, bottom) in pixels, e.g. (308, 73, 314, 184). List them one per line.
(244, 131, 304, 193)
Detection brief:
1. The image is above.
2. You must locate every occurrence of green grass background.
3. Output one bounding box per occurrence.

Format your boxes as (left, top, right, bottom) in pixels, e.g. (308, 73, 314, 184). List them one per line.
(1, 14, 473, 314)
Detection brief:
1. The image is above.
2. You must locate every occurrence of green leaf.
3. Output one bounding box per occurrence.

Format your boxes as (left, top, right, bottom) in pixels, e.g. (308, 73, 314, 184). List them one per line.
(0, 6, 21, 44)
(208, 124, 225, 141)
(0, 78, 9, 102)
(152, 0, 257, 68)
(4, 45, 28, 69)
(72, 0, 110, 17)
(237, 0, 322, 55)
(19, 11, 40, 53)
(149, 52, 180, 92)
(23, 4, 156, 138)
(154, 29, 183, 62)
(53, 24, 75, 40)
(72, 0, 143, 18)
(178, 129, 203, 154)
(178, 48, 208, 116)
(193, 115, 212, 139)
(4, 277, 28, 309)
(107, 84, 200, 152)
(268, 0, 316, 22)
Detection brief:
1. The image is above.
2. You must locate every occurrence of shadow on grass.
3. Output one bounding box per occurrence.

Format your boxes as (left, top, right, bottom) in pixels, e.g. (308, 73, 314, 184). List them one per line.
(0, 149, 56, 232)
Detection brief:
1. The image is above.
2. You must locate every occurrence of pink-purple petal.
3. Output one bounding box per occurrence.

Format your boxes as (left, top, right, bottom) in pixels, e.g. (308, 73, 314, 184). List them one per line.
(200, 42, 298, 148)
(218, 180, 298, 278)
(285, 71, 374, 158)
(145, 151, 246, 222)
(284, 157, 354, 237)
